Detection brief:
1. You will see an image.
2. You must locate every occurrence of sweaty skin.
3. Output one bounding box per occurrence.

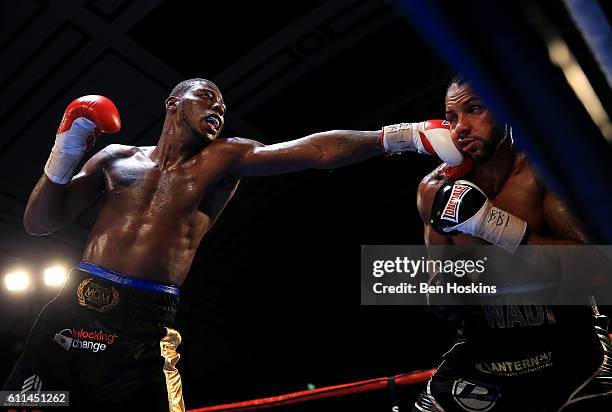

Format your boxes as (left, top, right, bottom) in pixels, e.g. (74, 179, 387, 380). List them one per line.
(417, 82, 588, 249)
(417, 82, 611, 296)
(24, 80, 383, 286)
(412, 84, 612, 412)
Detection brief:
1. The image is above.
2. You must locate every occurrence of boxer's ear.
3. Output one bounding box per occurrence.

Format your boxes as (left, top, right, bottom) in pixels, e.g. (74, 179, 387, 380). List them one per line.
(165, 97, 178, 113)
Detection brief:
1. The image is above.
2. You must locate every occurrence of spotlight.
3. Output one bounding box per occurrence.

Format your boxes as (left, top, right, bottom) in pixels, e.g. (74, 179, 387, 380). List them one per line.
(44, 266, 67, 287)
(5, 271, 30, 292)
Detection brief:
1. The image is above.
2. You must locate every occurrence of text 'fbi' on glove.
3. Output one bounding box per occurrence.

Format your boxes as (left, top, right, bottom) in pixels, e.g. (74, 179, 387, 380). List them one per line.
(430, 180, 528, 253)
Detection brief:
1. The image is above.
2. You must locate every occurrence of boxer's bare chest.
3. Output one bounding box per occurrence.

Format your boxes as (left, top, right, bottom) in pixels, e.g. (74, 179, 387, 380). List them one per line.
(489, 165, 544, 232)
(102, 146, 229, 215)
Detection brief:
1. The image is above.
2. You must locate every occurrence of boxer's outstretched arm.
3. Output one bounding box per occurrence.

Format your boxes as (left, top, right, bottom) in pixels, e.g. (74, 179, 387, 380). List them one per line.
(229, 130, 382, 177)
(24, 151, 109, 235)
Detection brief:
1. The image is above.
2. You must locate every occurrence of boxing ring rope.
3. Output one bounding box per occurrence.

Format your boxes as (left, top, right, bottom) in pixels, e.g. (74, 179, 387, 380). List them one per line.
(563, 0, 612, 89)
(192, 335, 612, 410)
(188, 369, 435, 411)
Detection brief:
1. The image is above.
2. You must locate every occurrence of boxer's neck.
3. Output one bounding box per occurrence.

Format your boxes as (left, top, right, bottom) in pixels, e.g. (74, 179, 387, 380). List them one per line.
(153, 118, 209, 168)
(468, 138, 516, 197)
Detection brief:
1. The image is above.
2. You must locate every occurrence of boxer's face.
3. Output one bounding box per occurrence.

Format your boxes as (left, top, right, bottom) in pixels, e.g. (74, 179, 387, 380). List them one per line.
(445, 83, 504, 163)
(170, 80, 226, 141)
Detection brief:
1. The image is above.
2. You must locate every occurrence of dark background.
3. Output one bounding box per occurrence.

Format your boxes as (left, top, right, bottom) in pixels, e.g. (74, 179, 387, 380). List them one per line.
(0, 0, 610, 409)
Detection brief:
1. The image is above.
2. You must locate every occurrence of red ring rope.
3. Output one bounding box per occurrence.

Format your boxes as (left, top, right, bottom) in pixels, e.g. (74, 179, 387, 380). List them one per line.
(189, 369, 434, 411)
(191, 334, 612, 411)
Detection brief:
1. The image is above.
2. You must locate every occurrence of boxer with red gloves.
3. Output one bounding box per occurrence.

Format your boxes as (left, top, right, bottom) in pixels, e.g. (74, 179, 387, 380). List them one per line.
(44, 95, 121, 184)
(5, 78, 464, 411)
(381, 119, 473, 179)
(413, 76, 612, 411)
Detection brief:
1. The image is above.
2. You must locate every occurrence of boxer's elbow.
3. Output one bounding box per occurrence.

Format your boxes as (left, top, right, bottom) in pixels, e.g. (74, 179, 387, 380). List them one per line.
(312, 134, 355, 169)
(23, 218, 47, 236)
(310, 141, 334, 169)
(23, 211, 60, 236)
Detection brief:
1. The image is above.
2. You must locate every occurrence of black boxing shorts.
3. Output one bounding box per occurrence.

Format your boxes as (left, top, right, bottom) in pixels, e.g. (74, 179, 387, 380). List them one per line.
(412, 316, 612, 411)
(3, 262, 183, 412)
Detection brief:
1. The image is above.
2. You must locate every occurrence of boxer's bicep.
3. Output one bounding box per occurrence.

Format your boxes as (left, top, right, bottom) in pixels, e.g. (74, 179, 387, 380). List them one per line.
(61, 150, 111, 221)
(24, 149, 110, 235)
(417, 171, 447, 224)
(417, 182, 435, 224)
(541, 190, 589, 243)
(541, 190, 607, 290)
(232, 136, 326, 177)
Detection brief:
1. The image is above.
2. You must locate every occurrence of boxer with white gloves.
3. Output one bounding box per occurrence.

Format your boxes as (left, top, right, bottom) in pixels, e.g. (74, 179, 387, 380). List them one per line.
(430, 179, 528, 253)
(413, 76, 612, 411)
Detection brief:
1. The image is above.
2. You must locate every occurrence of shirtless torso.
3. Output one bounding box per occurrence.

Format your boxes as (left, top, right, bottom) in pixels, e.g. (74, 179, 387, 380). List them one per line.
(81, 142, 241, 285)
(411, 79, 611, 412)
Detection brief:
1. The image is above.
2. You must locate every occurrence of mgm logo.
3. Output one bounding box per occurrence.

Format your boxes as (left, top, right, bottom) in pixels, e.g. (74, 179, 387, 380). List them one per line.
(77, 278, 120, 313)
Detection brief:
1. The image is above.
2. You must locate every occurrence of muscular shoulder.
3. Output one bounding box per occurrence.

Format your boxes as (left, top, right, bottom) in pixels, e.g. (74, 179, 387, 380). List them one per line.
(205, 137, 264, 168)
(212, 137, 262, 153)
(99, 143, 141, 159)
(80, 144, 143, 172)
(417, 164, 449, 223)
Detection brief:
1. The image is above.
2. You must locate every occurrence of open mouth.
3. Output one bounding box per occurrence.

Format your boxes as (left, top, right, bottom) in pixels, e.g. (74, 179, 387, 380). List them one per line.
(205, 115, 221, 130)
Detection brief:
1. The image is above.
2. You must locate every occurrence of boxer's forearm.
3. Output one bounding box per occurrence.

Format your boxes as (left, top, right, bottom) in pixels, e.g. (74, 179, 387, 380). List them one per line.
(230, 131, 383, 177)
(25, 95, 120, 234)
(307, 130, 383, 169)
(24, 175, 70, 235)
(524, 233, 585, 245)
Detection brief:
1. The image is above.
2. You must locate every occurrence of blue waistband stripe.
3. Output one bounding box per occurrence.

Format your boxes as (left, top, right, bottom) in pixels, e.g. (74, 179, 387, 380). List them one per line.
(76, 262, 180, 296)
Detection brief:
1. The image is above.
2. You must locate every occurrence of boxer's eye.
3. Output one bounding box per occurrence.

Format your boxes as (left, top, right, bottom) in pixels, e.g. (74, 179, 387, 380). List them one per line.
(197, 91, 214, 101)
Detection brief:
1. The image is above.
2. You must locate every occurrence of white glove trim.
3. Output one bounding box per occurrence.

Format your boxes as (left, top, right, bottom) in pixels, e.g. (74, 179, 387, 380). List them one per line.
(443, 180, 527, 253)
(44, 117, 96, 184)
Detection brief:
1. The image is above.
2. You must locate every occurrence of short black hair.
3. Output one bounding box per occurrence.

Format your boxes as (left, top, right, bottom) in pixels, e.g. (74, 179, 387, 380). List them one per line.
(168, 78, 214, 99)
(447, 74, 468, 91)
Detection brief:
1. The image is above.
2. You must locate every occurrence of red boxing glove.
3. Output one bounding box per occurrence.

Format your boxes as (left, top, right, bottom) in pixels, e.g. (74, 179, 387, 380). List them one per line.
(444, 156, 474, 180)
(45, 95, 121, 184)
(56, 95, 121, 135)
(381, 120, 473, 178)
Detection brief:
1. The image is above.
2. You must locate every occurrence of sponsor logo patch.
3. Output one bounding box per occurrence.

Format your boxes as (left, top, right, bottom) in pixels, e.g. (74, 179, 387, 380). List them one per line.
(441, 184, 472, 223)
(21, 374, 42, 393)
(475, 351, 553, 376)
(53, 328, 118, 353)
(76, 278, 119, 313)
(452, 379, 499, 412)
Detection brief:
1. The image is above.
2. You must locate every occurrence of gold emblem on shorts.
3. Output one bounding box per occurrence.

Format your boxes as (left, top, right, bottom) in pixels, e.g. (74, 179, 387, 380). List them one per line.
(77, 278, 120, 313)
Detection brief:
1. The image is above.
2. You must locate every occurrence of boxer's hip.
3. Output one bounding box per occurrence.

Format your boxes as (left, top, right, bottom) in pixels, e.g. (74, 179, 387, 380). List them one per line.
(51, 261, 180, 330)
